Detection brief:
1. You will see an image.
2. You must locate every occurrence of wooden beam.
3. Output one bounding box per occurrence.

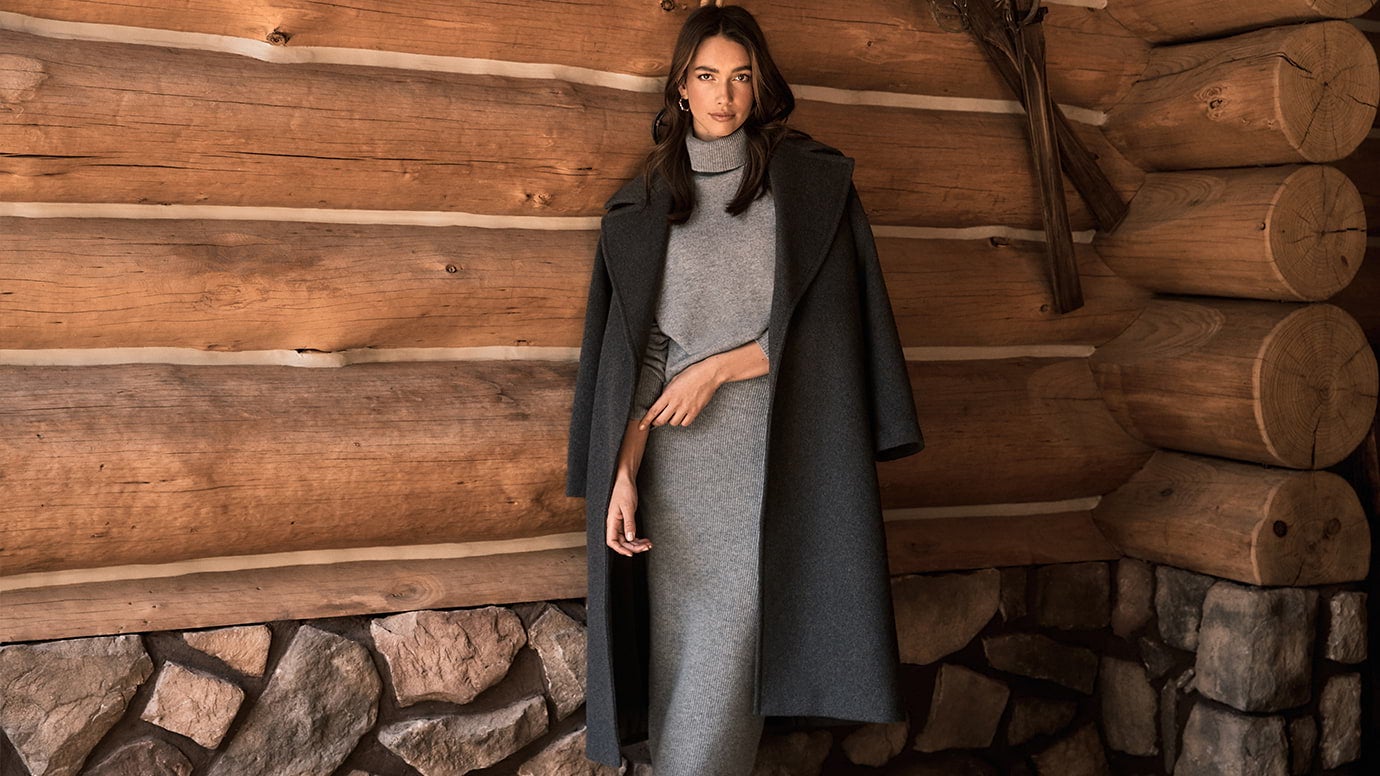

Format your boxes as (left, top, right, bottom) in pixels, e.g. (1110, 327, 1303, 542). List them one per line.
(1094, 165, 1367, 300)
(1104, 0, 1378, 45)
(0, 218, 1148, 351)
(0, 0, 1147, 109)
(1103, 21, 1379, 169)
(1094, 449, 1371, 585)
(0, 29, 1142, 229)
(0, 509, 1120, 642)
(0, 358, 1150, 577)
(1089, 298, 1378, 469)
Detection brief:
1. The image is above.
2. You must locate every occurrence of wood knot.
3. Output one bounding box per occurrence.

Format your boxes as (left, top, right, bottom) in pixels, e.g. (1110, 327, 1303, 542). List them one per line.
(266, 29, 291, 46)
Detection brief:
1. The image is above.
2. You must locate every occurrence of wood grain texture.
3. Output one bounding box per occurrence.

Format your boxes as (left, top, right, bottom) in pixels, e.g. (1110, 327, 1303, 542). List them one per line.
(0, 358, 1149, 577)
(1105, 0, 1377, 44)
(0, 509, 1121, 642)
(1330, 243, 1380, 342)
(0, 30, 1143, 229)
(885, 510, 1120, 574)
(1094, 450, 1371, 585)
(1103, 21, 1379, 169)
(1094, 165, 1366, 300)
(0, 0, 1147, 109)
(0, 218, 1148, 351)
(1090, 298, 1379, 469)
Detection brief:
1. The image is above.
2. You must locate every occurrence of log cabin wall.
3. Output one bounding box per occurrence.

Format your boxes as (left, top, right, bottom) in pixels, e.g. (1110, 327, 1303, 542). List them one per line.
(0, 1, 1377, 774)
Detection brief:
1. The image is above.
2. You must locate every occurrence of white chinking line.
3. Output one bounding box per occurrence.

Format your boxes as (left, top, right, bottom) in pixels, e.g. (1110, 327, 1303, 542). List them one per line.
(0, 497, 1102, 593)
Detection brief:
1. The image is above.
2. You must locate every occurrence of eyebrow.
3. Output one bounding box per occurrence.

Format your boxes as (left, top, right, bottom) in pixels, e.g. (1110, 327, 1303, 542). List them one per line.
(692, 64, 752, 72)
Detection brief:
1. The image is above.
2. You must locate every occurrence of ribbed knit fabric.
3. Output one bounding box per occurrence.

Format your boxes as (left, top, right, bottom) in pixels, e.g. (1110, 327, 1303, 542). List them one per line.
(628, 124, 775, 421)
(631, 125, 774, 775)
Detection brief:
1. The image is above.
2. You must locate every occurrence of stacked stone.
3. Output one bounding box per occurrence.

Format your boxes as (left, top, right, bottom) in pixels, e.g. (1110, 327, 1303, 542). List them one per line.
(0, 563, 1367, 775)
(1121, 563, 1369, 775)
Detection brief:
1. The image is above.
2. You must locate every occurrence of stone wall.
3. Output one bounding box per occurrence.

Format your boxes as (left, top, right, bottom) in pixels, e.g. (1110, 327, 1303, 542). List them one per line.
(0, 561, 1368, 775)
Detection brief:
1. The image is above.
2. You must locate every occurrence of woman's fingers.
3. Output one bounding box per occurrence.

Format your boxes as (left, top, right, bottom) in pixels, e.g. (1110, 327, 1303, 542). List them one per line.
(605, 503, 652, 556)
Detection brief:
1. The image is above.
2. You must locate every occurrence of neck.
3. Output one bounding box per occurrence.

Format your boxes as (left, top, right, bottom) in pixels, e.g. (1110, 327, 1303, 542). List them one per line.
(685, 125, 748, 173)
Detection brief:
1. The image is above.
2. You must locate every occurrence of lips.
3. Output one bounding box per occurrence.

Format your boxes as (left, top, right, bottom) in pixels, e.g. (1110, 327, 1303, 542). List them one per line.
(710, 112, 735, 121)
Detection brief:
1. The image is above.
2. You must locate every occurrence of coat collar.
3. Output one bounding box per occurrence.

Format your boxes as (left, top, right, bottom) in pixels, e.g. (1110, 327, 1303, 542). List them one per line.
(598, 135, 855, 367)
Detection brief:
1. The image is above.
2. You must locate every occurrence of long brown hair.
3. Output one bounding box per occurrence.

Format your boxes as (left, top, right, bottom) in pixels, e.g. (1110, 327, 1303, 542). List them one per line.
(639, 4, 808, 223)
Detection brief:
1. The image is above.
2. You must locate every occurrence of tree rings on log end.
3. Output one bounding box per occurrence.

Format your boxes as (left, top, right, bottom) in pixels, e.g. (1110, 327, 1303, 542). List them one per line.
(1090, 298, 1377, 468)
(1261, 303, 1378, 468)
(1104, 21, 1379, 169)
(1094, 450, 1370, 586)
(1096, 165, 1365, 300)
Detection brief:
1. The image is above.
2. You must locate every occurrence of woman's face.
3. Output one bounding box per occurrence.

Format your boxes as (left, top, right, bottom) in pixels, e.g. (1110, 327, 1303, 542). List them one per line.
(677, 34, 755, 141)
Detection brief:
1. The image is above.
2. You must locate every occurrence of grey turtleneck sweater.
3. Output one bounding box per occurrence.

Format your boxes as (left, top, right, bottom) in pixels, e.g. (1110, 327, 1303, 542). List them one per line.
(628, 125, 776, 421)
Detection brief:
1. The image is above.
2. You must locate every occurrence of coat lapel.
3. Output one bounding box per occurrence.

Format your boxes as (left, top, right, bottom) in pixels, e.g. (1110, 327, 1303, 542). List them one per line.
(600, 138, 856, 365)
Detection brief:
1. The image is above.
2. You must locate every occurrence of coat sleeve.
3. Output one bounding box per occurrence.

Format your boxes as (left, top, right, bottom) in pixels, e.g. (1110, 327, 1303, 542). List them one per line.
(847, 182, 925, 461)
(566, 233, 613, 498)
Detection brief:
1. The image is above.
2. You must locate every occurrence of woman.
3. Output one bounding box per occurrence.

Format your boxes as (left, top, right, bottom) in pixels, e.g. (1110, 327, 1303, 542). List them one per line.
(567, 3, 924, 772)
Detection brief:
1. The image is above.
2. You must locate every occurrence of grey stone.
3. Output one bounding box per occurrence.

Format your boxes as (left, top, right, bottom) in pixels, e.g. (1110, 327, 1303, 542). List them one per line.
(378, 693, 548, 775)
(999, 567, 1028, 621)
(182, 624, 271, 677)
(1195, 581, 1316, 712)
(207, 625, 380, 776)
(1005, 696, 1076, 746)
(1031, 722, 1109, 776)
(892, 570, 1000, 664)
(1098, 655, 1157, 756)
(1323, 591, 1366, 664)
(751, 729, 831, 776)
(840, 718, 908, 766)
(1112, 559, 1154, 638)
(1174, 701, 1286, 776)
(1160, 669, 1195, 773)
(516, 724, 621, 775)
(1154, 566, 1217, 651)
(1317, 673, 1360, 769)
(85, 738, 192, 776)
(1286, 715, 1316, 775)
(1034, 562, 1110, 630)
(140, 662, 245, 748)
(982, 632, 1099, 693)
(1138, 635, 1179, 680)
(0, 634, 152, 776)
(371, 606, 525, 707)
(526, 604, 587, 721)
(914, 664, 1008, 751)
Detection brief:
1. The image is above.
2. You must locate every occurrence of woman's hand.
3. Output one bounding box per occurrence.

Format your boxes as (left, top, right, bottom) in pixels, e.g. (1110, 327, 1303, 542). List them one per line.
(606, 473, 652, 557)
(638, 358, 724, 429)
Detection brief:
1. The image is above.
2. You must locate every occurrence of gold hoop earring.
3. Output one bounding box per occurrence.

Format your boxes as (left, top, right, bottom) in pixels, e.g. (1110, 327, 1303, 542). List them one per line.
(678, 97, 690, 112)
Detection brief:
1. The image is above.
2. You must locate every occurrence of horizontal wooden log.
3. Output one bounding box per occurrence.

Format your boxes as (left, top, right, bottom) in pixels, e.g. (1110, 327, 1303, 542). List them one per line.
(0, 30, 1142, 229)
(0, 509, 1120, 642)
(2, 0, 1146, 109)
(1103, 21, 1379, 170)
(1104, 0, 1377, 44)
(1094, 165, 1366, 300)
(0, 359, 1149, 577)
(0, 218, 1148, 351)
(884, 510, 1120, 574)
(1093, 450, 1370, 585)
(1090, 298, 1378, 469)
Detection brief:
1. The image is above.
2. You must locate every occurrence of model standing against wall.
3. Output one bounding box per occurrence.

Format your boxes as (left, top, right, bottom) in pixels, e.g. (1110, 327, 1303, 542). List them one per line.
(568, 2, 925, 772)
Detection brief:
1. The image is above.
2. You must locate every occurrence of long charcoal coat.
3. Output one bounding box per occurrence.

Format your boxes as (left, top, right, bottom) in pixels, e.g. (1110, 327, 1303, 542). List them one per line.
(565, 133, 926, 767)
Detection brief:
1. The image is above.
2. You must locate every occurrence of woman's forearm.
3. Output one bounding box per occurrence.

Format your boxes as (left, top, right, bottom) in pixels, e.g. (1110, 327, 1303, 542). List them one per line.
(707, 340, 769, 386)
(615, 419, 650, 483)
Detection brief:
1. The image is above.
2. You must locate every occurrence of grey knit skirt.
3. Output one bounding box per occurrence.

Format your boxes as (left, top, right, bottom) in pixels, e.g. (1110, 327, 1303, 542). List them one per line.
(637, 369, 771, 776)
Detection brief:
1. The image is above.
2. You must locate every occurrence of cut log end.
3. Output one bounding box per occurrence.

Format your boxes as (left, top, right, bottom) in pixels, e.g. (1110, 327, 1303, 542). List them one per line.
(1261, 303, 1379, 467)
(1278, 21, 1380, 161)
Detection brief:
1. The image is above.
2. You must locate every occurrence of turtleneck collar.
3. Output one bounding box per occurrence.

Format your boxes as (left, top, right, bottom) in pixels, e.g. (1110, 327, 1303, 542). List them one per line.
(685, 125, 748, 173)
